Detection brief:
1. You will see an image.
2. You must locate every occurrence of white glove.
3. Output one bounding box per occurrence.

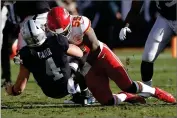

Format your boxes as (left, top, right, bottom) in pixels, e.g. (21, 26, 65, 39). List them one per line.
(119, 27, 132, 41)
(67, 77, 81, 94)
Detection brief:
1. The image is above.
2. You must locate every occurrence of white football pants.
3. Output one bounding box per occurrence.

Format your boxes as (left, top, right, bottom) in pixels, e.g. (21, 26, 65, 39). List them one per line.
(142, 15, 177, 62)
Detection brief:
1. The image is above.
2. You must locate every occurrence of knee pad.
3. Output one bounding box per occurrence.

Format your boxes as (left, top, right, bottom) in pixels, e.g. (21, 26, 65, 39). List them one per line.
(142, 28, 164, 63)
(142, 52, 155, 63)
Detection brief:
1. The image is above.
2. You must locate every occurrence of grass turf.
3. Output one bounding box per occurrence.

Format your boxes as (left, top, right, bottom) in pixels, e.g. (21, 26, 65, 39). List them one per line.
(1, 48, 177, 118)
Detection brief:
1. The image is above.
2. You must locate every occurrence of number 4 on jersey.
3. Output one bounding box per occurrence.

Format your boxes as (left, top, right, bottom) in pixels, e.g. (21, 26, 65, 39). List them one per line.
(72, 16, 82, 27)
(46, 57, 63, 81)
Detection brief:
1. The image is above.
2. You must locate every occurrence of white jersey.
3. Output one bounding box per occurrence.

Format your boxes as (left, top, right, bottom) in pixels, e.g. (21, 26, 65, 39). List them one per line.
(68, 15, 91, 46)
(69, 15, 104, 54)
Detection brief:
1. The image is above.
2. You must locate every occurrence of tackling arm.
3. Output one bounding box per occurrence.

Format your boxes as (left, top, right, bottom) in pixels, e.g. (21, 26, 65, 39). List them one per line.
(5, 64, 30, 96)
(83, 26, 100, 65)
(67, 44, 83, 58)
(56, 34, 83, 58)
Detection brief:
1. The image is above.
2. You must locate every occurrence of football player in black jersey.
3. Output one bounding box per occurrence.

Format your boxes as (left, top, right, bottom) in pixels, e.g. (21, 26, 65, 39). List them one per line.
(119, 0, 177, 96)
(1, 1, 58, 86)
(5, 19, 93, 105)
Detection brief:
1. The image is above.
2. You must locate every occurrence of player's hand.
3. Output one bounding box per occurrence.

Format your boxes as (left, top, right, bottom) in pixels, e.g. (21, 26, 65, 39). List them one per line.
(13, 54, 22, 65)
(119, 27, 131, 41)
(5, 82, 14, 95)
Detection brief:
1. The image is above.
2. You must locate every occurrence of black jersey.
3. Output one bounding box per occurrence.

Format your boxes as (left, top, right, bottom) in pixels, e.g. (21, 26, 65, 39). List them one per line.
(156, 0, 177, 20)
(14, 1, 51, 21)
(19, 35, 71, 95)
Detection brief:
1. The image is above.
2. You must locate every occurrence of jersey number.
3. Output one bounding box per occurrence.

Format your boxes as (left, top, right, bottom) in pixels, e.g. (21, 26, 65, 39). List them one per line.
(72, 16, 82, 27)
(46, 57, 63, 81)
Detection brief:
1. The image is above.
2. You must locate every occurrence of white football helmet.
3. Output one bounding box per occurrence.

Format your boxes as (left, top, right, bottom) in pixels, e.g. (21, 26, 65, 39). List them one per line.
(21, 20, 47, 47)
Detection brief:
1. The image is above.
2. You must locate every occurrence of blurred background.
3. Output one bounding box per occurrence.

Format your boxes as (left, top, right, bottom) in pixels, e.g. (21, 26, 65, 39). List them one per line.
(1, 1, 177, 117)
(1, 0, 176, 85)
(59, 0, 158, 49)
(1, 0, 176, 55)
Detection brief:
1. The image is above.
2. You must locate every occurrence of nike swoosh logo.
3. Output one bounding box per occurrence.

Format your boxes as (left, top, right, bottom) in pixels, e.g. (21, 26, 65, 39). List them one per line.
(102, 54, 106, 58)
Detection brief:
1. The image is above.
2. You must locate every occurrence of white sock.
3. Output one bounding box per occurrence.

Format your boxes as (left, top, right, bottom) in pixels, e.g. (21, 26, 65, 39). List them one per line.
(135, 81, 155, 96)
(143, 80, 152, 87)
(113, 93, 127, 105)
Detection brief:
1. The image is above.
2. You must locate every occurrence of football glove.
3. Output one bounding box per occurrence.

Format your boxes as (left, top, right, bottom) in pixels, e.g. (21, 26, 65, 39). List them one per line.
(119, 26, 131, 41)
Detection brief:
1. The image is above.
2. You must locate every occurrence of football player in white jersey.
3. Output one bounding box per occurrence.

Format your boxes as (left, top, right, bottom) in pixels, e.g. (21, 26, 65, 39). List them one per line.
(46, 7, 176, 105)
(119, 0, 177, 89)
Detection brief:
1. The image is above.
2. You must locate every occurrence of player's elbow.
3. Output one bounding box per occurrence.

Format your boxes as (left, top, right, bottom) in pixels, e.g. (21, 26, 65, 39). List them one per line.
(76, 49, 83, 57)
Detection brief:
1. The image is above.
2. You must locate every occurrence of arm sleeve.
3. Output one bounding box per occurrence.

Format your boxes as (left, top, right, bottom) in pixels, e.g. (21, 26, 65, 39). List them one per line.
(124, 1, 144, 27)
(18, 47, 31, 70)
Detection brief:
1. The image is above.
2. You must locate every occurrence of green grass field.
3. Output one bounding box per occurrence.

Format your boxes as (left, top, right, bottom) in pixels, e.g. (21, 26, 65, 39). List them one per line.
(1, 48, 177, 118)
